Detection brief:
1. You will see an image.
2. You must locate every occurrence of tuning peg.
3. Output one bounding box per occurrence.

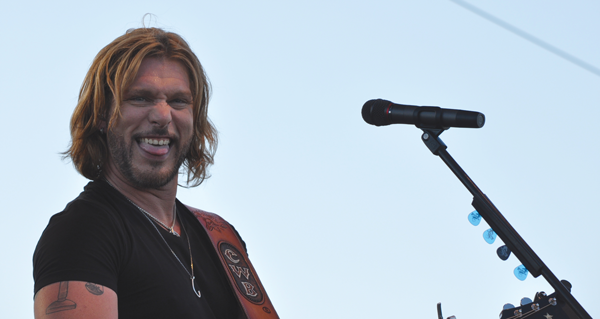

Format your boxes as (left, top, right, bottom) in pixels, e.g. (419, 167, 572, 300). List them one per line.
(500, 304, 515, 319)
(531, 303, 540, 311)
(513, 309, 522, 317)
(496, 245, 511, 260)
(468, 210, 481, 226)
(520, 297, 532, 306)
(561, 280, 572, 292)
(534, 291, 547, 301)
(502, 303, 515, 310)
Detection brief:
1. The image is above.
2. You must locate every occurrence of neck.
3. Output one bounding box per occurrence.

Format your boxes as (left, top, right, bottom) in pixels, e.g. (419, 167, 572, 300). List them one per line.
(103, 168, 178, 225)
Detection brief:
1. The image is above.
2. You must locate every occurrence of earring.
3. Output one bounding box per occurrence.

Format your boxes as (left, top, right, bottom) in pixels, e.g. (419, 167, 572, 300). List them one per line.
(100, 128, 105, 134)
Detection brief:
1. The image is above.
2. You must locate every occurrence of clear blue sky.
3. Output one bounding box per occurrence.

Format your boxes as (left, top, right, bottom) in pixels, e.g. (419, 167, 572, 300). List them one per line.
(2, 0, 599, 318)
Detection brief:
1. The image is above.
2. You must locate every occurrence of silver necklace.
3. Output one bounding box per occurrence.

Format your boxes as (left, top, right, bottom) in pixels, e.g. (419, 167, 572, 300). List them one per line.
(139, 208, 202, 298)
(103, 179, 180, 237)
(103, 179, 201, 297)
(127, 198, 180, 237)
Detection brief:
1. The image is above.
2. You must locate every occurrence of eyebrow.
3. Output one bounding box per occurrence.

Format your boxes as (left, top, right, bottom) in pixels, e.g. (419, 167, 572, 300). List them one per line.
(124, 88, 193, 98)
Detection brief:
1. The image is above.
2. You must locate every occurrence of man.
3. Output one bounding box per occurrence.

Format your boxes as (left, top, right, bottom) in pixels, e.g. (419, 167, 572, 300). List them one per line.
(33, 28, 277, 319)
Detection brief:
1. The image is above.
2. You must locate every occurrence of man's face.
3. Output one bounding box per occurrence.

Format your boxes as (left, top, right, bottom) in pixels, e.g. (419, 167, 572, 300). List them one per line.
(106, 57, 194, 189)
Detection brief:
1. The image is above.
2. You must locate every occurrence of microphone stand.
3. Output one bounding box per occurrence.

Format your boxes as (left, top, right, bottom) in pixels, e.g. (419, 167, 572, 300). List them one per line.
(420, 128, 591, 319)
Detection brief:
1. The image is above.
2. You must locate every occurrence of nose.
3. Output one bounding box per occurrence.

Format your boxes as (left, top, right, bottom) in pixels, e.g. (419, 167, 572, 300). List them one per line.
(149, 100, 172, 128)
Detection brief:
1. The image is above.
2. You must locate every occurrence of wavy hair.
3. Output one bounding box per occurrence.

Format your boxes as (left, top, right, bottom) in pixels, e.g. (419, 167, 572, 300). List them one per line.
(64, 27, 216, 187)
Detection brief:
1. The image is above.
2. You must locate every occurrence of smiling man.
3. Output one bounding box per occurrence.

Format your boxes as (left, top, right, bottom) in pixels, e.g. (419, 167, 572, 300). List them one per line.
(33, 28, 278, 319)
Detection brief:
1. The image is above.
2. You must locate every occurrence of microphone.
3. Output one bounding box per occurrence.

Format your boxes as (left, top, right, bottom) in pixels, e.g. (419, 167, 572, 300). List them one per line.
(362, 99, 485, 129)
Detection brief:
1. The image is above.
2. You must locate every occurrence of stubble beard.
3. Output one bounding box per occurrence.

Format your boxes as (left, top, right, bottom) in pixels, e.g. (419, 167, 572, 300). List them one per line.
(107, 128, 190, 189)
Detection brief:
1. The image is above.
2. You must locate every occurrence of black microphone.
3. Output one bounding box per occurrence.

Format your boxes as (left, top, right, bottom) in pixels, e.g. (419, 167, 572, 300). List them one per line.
(362, 99, 485, 129)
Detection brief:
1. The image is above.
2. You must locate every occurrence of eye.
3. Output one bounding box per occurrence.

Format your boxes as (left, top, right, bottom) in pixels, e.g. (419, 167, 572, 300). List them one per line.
(125, 95, 154, 106)
(170, 98, 192, 109)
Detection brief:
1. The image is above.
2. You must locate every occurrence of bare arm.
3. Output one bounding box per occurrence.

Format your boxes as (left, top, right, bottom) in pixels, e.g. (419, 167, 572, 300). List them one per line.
(34, 281, 117, 319)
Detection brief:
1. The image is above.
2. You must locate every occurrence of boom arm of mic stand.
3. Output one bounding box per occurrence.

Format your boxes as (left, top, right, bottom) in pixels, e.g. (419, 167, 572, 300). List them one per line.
(420, 128, 591, 319)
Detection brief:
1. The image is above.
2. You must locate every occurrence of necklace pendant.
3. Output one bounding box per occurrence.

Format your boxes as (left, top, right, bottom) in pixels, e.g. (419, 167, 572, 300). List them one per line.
(191, 276, 202, 298)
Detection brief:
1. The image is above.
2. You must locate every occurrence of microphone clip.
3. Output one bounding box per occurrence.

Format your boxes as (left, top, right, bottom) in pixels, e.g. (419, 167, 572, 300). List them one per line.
(413, 106, 448, 130)
(421, 128, 448, 156)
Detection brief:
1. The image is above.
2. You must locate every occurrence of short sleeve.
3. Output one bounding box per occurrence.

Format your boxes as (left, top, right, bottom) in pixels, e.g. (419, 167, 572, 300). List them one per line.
(33, 199, 127, 295)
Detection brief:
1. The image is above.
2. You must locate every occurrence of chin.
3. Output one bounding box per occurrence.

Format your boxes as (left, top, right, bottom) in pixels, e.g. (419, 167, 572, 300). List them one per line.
(128, 166, 180, 188)
(108, 131, 189, 189)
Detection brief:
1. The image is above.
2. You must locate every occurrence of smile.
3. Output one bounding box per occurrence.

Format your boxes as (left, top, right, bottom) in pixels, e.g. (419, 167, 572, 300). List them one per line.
(139, 137, 171, 146)
(137, 137, 172, 157)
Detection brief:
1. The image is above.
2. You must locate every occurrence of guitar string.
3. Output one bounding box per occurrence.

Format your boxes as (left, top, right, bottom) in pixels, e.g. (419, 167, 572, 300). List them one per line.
(504, 302, 553, 319)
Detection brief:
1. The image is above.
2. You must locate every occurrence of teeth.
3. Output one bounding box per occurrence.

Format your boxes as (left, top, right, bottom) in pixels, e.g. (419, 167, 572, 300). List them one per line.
(142, 138, 170, 146)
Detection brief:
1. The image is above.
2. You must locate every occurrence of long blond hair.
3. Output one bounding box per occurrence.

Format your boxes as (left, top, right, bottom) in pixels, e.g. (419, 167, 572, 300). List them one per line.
(65, 27, 216, 187)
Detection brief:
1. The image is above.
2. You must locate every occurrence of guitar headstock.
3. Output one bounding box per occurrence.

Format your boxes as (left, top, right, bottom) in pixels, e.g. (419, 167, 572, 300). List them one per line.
(438, 281, 580, 319)
(499, 281, 577, 319)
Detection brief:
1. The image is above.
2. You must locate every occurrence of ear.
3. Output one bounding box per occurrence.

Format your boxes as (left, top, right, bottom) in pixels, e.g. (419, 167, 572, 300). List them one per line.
(98, 120, 107, 134)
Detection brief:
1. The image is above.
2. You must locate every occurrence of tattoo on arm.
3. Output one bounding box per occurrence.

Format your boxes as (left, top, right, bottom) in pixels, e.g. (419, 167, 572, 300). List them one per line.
(46, 281, 77, 314)
(85, 282, 105, 295)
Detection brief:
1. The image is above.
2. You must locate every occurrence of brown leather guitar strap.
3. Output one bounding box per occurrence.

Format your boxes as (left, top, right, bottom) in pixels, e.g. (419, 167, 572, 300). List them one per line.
(186, 206, 280, 319)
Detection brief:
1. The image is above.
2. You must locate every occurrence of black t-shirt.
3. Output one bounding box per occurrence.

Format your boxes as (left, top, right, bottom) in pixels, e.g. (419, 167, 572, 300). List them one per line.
(33, 180, 244, 319)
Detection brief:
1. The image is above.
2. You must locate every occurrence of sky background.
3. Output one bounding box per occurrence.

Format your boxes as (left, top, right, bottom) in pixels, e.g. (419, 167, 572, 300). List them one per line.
(1, 0, 599, 318)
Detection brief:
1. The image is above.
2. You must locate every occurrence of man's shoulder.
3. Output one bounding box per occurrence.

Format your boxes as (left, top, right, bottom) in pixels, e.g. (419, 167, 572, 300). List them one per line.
(47, 180, 127, 228)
